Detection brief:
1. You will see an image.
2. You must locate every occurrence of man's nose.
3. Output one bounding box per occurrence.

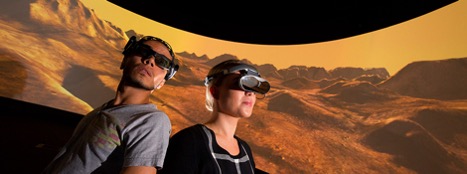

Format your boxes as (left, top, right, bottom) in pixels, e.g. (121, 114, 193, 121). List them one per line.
(142, 57, 155, 67)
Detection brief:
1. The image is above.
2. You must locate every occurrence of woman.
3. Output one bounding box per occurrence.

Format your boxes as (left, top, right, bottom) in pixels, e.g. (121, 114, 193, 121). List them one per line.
(160, 59, 270, 174)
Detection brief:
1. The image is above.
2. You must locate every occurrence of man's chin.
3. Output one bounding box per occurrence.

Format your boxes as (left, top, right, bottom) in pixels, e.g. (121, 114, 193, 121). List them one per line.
(127, 80, 154, 91)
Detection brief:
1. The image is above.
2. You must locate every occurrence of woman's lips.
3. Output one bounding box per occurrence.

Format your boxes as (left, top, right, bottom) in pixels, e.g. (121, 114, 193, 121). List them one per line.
(243, 100, 253, 106)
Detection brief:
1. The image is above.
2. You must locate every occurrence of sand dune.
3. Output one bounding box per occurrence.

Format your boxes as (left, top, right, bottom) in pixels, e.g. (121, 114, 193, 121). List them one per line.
(363, 119, 466, 173)
(322, 81, 398, 103)
(379, 57, 467, 100)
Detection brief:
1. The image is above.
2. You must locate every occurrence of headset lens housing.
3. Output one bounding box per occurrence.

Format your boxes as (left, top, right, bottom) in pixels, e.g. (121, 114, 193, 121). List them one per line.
(239, 75, 270, 94)
(137, 44, 172, 70)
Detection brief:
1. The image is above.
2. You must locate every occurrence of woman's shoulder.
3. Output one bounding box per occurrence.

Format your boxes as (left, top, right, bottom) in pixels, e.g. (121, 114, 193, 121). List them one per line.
(235, 136, 252, 150)
(171, 124, 206, 140)
(178, 123, 204, 132)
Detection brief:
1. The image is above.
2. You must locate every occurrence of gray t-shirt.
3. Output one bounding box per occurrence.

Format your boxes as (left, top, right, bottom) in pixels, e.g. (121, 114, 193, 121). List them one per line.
(42, 100, 171, 174)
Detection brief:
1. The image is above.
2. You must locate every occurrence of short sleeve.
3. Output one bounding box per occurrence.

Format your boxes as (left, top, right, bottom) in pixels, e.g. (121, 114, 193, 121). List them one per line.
(122, 111, 172, 168)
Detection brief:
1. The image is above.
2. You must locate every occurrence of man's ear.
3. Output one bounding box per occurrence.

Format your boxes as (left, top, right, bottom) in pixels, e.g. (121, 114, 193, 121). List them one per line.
(210, 86, 219, 99)
(120, 56, 127, 70)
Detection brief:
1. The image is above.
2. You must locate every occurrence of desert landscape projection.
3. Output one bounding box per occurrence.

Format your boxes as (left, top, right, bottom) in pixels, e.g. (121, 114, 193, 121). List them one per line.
(1, 0, 466, 173)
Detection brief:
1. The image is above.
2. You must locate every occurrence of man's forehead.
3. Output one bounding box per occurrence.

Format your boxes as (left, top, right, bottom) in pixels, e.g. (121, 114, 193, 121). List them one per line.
(141, 42, 171, 57)
(143, 40, 166, 48)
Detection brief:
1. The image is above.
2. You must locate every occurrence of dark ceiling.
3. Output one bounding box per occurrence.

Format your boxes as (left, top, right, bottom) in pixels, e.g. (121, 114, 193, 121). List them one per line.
(107, 1, 457, 45)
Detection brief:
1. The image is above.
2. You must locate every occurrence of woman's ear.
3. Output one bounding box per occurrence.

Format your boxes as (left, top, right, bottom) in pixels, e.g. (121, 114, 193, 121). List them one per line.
(210, 86, 220, 99)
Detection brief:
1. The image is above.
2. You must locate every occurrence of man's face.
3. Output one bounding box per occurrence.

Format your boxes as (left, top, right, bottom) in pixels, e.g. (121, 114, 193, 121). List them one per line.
(122, 40, 172, 91)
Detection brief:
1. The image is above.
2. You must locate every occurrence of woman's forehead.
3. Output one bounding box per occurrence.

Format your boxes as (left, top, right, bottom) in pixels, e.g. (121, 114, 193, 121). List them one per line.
(220, 73, 241, 84)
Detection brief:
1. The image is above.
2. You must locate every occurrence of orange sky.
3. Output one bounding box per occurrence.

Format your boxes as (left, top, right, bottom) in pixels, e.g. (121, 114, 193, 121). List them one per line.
(81, 0, 467, 75)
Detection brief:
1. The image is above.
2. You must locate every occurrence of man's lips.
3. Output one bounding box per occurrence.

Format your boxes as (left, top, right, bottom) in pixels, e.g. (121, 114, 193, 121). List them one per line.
(138, 66, 153, 77)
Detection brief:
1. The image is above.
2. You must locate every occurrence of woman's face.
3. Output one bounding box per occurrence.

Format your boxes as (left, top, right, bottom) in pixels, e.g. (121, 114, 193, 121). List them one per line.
(216, 72, 257, 118)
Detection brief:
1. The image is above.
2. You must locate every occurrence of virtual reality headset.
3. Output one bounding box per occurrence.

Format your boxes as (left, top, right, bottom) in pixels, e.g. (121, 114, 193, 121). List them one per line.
(122, 36, 179, 81)
(204, 64, 270, 94)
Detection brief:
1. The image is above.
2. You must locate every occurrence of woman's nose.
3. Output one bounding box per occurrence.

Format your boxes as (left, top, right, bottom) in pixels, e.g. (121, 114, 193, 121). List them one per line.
(245, 91, 255, 96)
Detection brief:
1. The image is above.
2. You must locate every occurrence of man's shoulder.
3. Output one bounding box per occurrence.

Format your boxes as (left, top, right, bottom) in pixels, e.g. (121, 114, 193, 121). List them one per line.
(111, 104, 168, 118)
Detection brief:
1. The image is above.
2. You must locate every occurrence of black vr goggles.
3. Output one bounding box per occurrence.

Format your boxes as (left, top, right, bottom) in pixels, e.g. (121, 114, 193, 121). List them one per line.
(122, 36, 179, 81)
(204, 64, 271, 94)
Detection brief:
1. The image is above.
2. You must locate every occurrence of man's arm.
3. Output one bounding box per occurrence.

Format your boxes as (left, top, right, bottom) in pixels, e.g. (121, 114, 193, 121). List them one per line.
(121, 166, 157, 174)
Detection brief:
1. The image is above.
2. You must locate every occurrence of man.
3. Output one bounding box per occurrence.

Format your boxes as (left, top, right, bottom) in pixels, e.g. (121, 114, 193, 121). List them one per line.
(42, 35, 179, 174)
